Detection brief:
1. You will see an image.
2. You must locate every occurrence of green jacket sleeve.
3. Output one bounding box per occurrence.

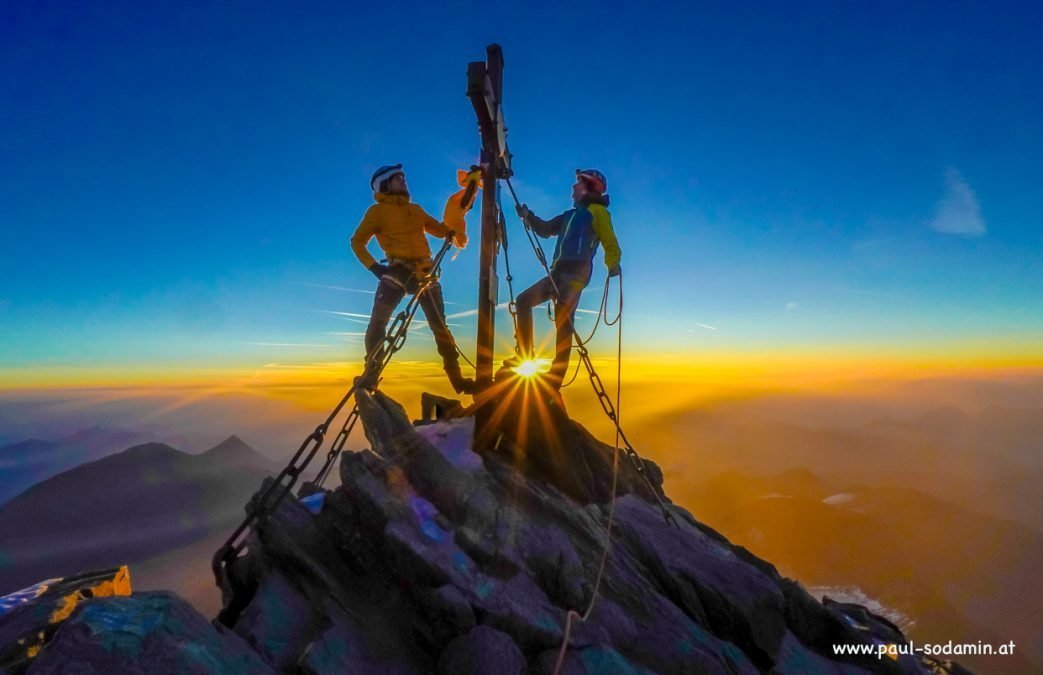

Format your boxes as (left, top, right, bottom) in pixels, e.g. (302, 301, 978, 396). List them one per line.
(589, 204, 621, 269)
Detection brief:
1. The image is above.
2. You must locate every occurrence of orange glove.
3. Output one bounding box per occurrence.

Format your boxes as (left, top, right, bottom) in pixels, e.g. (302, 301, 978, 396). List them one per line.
(456, 167, 483, 211)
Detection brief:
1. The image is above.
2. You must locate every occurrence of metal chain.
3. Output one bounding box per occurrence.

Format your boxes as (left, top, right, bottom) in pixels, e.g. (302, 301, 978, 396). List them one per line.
(573, 340, 677, 527)
(313, 235, 474, 488)
(552, 256, 628, 675)
(312, 405, 360, 488)
(502, 179, 556, 326)
(501, 177, 678, 528)
(496, 185, 521, 346)
(212, 236, 458, 597)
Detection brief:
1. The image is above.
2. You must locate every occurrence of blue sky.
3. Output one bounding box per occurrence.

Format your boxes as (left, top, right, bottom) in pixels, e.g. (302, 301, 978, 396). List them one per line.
(2, 0, 1042, 380)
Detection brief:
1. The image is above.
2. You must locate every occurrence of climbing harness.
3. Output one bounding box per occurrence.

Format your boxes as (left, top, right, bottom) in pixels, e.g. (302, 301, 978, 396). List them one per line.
(212, 236, 458, 617)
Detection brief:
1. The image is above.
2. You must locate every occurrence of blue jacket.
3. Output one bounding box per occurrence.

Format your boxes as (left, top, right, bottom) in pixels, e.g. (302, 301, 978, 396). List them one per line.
(525, 195, 621, 279)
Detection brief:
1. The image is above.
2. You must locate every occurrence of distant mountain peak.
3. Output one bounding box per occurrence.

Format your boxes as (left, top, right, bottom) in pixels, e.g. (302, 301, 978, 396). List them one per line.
(201, 435, 274, 470)
(204, 435, 251, 455)
(121, 441, 182, 457)
(206, 435, 250, 451)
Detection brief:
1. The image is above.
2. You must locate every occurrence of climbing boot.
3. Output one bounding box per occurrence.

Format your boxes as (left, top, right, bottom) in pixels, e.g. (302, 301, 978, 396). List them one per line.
(354, 364, 379, 391)
(452, 376, 477, 396)
(444, 360, 476, 395)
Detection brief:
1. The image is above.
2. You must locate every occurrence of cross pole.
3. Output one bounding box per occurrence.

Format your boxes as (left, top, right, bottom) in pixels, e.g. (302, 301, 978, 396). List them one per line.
(466, 44, 512, 393)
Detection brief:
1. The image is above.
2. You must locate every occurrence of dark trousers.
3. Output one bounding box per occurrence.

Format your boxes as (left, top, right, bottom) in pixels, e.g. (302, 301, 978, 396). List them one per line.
(364, 275, 461, 377)
(515, 271, 587, 382)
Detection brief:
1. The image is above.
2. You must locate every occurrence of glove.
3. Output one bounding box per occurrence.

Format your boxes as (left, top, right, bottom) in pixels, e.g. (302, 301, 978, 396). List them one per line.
(455, 167, 482, 212)
(608, 264, 621, 278)
(515, 204, 530, 220)
(368, 263, 390, 280)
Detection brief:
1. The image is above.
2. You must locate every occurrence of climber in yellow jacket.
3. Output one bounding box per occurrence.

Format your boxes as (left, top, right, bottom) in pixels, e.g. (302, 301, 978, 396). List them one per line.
(351, 164, 477, 394)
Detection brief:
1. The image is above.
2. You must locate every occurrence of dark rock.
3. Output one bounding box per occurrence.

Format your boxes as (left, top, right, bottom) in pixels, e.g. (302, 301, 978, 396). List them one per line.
(232, 572, 320, 670)
(356, 390, 472, 521)
(437, 625, 525, 675)
(455, 526, 521, 578)
(0, 566, 133, 671)
(414, 584, 476, 646)
(778, 579, 907, 675)
(476, 573, 565, 652)
(297, 610, 423, 675)
(612, 495, 787, 669)
(823, 596, 905, 646)
(518, 523, 588, 610)
(25, 592, 272, 674)
(532, 644, 657, 675)
(384, 520, 454, 587)
(771, 631, 873, 674)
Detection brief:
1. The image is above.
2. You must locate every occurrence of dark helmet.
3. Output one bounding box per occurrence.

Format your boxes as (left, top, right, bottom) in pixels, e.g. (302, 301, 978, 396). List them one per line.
(575, 169, 607, 194)
(370, 164, 404, 193)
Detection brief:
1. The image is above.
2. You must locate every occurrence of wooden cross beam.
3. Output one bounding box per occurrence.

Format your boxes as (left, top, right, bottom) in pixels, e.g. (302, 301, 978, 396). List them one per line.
(467, 44, 512, 393)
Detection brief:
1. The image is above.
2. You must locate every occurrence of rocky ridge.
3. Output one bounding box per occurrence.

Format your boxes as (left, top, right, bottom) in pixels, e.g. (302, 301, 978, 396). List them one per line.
(0, 389, 970, 674)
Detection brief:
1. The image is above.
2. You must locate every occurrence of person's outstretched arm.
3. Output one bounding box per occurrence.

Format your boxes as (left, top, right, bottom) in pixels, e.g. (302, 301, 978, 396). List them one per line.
(419, 203, 453, 240)
(516, 204, 565, 238)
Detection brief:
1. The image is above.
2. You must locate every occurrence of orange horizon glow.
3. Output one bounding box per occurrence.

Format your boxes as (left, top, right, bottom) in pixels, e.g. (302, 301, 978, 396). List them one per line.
(3, 350, 1043, 438)
(4, 347, 1043, 391)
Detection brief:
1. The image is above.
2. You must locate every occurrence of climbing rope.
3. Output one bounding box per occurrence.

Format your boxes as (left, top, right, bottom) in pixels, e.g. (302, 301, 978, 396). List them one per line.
(501, 177, 679, 529)
(552, 271, 625, 675)
(559, 275, 621, 389)
(212, 236, 458, 615)
(501, 180, 678, 672)
(559, 354, 584, 388)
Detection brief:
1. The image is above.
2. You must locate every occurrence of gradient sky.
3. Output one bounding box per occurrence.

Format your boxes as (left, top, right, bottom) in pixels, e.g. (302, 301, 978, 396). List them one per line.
(2, 0, 1042, 388)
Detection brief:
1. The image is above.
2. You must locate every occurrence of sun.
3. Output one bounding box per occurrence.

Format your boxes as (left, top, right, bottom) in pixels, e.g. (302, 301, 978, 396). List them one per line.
(512, 359, 549, 378)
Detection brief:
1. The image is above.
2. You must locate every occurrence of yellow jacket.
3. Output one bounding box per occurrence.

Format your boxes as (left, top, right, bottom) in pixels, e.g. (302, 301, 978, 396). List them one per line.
(351, 192, 469, 268)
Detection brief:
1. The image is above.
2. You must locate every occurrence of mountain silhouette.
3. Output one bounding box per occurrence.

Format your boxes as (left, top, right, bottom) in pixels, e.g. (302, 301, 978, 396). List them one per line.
(687, 469, 1043, 673)
(0, 436, 278, 596)
(0, 391, 977, 673)
(0, 427, 157, 505)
